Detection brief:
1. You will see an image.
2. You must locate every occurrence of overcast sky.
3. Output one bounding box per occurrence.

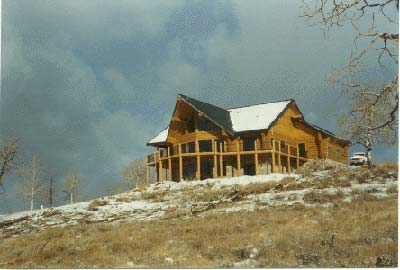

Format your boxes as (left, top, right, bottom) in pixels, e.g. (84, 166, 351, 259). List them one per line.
(0, 0, 397, 213)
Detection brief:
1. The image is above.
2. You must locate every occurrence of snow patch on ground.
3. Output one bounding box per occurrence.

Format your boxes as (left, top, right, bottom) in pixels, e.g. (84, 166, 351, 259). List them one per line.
(0, 168, 397, 238)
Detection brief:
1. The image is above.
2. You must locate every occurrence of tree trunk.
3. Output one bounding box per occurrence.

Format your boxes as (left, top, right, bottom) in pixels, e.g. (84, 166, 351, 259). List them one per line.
(30, 198, 34, 212)
(365, 132, 373, 168)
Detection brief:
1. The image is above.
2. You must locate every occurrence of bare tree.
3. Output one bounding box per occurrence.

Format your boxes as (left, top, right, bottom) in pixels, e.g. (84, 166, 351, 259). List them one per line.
(63, 168, 80, 204)
(338, 77, 398, 167)
(302, 0, 398, 76)
(48, 177, 54, 207)
(17, 155, 44, 211)
(302, 0, 398, 152)
(0, 137, 17, 193)
(123, 159, 146, 189)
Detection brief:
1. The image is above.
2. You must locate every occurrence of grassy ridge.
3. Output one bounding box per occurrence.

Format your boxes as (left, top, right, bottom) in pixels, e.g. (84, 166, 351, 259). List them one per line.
(0, 194, 397, 268)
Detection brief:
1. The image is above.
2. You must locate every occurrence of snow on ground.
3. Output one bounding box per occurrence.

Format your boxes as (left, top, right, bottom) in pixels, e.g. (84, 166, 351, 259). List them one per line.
(0, 168, 397, 238)
(147, 173, 300, 192)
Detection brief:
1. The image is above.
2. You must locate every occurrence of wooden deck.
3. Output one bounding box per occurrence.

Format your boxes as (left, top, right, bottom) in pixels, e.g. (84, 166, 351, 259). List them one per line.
(145, 139, 308, 185)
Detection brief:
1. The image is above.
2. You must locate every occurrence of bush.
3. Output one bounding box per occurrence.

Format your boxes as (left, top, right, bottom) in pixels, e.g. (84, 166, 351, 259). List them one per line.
(386, 185, 397, 194)
(87, 199, 108, 211)
(303, 191, 345, 203)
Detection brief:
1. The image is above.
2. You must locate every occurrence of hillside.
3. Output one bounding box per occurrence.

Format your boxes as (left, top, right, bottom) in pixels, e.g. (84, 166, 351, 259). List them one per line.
(0, 162, 397, 268)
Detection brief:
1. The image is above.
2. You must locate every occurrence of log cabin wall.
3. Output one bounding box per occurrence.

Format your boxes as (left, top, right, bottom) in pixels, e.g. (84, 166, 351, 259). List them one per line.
(265, 103, 320, 159)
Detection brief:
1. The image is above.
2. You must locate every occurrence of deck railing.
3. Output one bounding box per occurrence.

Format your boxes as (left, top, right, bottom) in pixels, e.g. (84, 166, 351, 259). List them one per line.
(147, 139, 306, 164)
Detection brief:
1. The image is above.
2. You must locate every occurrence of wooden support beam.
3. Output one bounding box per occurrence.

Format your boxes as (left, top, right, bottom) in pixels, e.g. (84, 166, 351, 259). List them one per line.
(236, 140, 241, 176)
(271, 140, 275, 173)
(196, 140, 200, 180)
(154, 151, 158, 182)
(146, 164, 150, 186)
(254, 139, 259, 176)
(278, 141, 282, 173)
(213, 140, 217, 178)
(168, 147, 172, 181)
(219, 142, 223, 177)
(178, 144, 183, 181)
(296, 144, 300, 171)
(158, 151, 162, 182)
(287, 153, 291, 174)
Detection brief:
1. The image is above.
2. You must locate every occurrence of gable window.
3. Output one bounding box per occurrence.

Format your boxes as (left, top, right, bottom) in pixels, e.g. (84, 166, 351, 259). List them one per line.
(187, 113, 195, 133)
(198, 116, 220, 131)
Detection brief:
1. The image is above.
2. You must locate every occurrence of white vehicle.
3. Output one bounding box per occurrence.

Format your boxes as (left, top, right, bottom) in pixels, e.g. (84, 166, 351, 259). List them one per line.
(350, 152, 368, 166)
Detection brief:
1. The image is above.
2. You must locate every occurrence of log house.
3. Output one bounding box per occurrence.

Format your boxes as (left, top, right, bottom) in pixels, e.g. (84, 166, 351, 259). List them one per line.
(145, 94, 350, 184)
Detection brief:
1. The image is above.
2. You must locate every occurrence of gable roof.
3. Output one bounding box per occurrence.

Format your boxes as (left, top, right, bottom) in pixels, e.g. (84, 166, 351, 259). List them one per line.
(147, 127, 169, 146)
(228, 100, 292, 133)
(147, 94, 348, 146)
(178, 94, 235, 135)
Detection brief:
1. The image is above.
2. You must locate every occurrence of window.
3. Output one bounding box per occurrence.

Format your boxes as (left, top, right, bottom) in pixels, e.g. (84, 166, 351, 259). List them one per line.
(187, 141, 195, 153)
(199, 140, 213, 152)
(243, 137, 255, 151)
(198, 116, 220, 131)
(187, 113, 195, 133)
(298, 143, 306, 157)
(280, 141, 286, 152)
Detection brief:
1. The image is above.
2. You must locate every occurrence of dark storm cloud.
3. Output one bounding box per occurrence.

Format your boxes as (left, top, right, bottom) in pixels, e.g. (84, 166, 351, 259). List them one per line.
(0, 0, 397, 213)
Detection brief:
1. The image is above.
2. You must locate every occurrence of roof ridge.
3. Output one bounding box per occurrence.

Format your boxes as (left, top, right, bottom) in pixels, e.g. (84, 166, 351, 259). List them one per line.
(178, 94, 228, 112)
(227, 99, 294, 110)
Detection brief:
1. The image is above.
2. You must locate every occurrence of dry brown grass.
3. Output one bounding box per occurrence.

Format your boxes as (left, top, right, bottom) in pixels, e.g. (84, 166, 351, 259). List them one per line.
(182, 181, 280, 203)
(386, 185, 398, 194)
(86, 199, 108, 211)
(376, 162, 398, 171)
(238, 181, 278, 195)
(314, 177, 352, 189)
(303, 190, 345, 204)
(115, 196, 132, 203)
(0, 195, 396, 268)
(141, 190, 169, 202)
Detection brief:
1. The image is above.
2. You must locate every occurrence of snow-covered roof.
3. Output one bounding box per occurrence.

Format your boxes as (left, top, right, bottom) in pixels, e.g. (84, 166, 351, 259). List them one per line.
(146, 95, 348, 146)
(148, 127, 169, 145)
(228, 100, 291, 132)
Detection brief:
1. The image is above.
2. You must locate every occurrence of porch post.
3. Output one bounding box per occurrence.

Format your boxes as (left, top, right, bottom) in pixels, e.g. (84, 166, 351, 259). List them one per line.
(179, 143, 183, 181)
(287, 145, 291, 174)
(158, 151, 162, 182)
(213, 140, 217, 178)
(219, 142, 224, 177)
(236, 140, 241, 176)
(168, 147, 172, 181)
(196, 140, 201, 180)
(278, 141, 282, 173)
(154, 151, 158, 182)
(146, 155, 150, 186)
(254, 139, 259, 176)
(296, 144, 300, 171)
(271, 140, 275, 173)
